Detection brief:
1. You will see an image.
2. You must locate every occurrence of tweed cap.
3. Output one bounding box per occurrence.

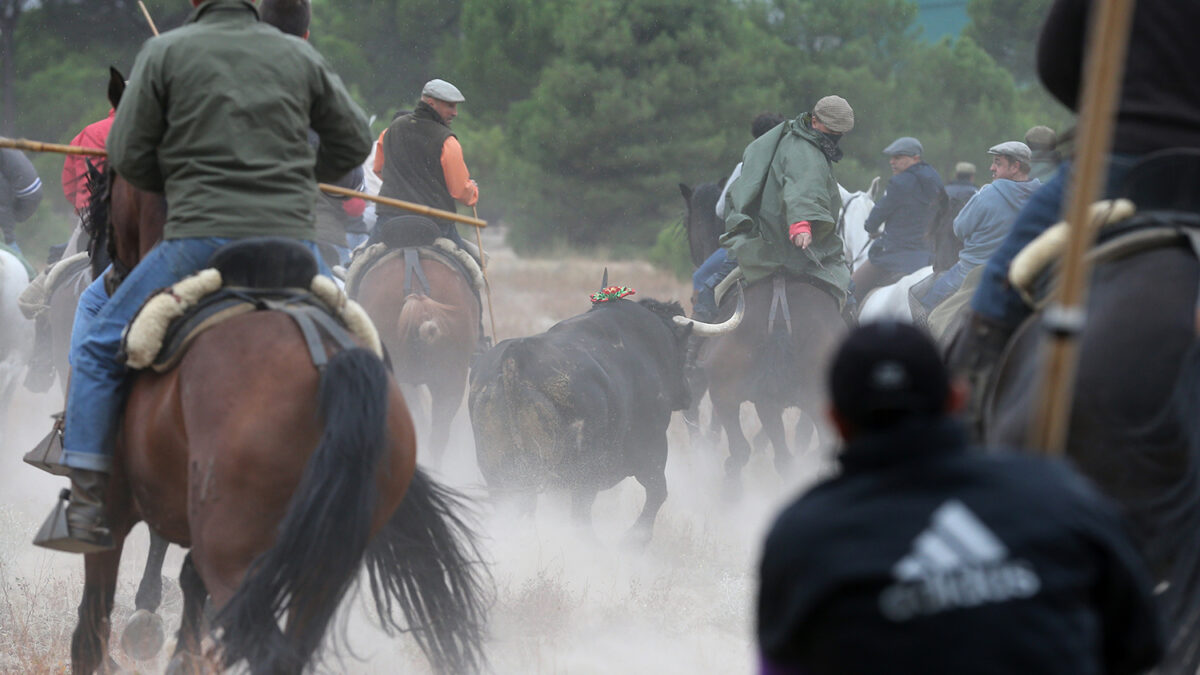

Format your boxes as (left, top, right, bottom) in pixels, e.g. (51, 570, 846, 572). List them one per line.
(422, 79, 465, 103)
(828, 321, 949, 429)
(988, 141, 1032, 164)
(955, 161, 976, 175)
(813, 95, 854, 133)
(882, 137, 923, 157)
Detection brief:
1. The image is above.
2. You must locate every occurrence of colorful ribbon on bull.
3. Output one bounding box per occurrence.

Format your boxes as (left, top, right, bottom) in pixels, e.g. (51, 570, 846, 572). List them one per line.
(590, 285, 636, 303)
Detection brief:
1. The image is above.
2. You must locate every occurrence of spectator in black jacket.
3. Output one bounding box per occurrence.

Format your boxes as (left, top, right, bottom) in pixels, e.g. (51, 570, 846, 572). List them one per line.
(756, 321, 1163, 675)
(852, 137, 945, 303)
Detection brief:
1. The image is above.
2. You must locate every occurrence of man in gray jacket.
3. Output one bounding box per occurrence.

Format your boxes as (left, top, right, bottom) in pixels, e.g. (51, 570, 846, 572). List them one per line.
(916, 142, 1041, 311)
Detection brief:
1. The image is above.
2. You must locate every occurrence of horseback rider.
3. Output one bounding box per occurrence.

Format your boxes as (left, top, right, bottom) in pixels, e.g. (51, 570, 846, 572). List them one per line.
(20, 105, 116, 392)
(376, 78, 479, 255)
(691, 95, 855, 322)
(915, 142, 1041, 312)
(35, 0, 371, 553)
(1025, 125, 1062, 182)
(852, 136, 945, 304)
(944, 161, 978, 219)
(954, 0, 1200, 404)
(0, 148, 43, 260)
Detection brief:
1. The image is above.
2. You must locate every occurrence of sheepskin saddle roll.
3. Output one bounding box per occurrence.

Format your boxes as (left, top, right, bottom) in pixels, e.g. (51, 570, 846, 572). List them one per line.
(122, 238, 381, 372)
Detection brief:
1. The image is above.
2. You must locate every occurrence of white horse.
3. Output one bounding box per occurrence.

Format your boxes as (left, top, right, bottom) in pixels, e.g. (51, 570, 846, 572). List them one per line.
(0, 250, 33, 433)
(837, 179, 933, 323)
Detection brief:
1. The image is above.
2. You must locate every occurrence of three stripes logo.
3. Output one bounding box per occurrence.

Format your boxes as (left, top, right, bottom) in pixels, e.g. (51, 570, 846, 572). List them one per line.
(879, 499, 1042, 621)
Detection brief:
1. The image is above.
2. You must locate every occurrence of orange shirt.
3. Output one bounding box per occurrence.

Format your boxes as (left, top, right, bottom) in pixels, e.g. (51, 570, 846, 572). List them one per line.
(373, 128, 478, 207)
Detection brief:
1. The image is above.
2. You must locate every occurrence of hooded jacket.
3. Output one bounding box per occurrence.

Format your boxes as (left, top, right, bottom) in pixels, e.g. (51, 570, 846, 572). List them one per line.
(953, 178, 1042, 266)
(721, 113, 849, 305)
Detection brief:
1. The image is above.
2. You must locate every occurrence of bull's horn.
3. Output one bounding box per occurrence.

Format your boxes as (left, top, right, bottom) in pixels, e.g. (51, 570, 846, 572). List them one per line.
(675, 286, 745, 336)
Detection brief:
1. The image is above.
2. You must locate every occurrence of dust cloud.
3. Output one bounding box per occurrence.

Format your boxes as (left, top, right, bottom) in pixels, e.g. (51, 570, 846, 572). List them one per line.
(0, 227, 839, 674)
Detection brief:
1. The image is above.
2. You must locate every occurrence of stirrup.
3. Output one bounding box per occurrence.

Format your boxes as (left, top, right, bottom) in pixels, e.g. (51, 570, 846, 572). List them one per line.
(33, 488, 115, 553)
(24, 412, 68, 476)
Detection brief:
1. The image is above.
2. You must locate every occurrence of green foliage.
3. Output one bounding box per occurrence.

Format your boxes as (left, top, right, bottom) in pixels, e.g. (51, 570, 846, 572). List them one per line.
(647, 221, 693, 281)
(963, 0, 1053, 84)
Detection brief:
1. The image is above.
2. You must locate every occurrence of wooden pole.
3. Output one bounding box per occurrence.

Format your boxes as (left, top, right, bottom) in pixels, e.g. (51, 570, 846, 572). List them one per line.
(473, 205, 498, 341)
(0, 137, 487, 228)
(1028, 0, 1136, 454)
(137, 0, 160, 36)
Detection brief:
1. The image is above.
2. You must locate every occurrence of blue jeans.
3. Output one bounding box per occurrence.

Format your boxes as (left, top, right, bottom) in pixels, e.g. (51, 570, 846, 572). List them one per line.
(62, 237, 328, 472)
(971, 156, 1138, 329)
(919, 260, 972, 311)
(693, 248, 728, 291)
(68, 266, 113, 365)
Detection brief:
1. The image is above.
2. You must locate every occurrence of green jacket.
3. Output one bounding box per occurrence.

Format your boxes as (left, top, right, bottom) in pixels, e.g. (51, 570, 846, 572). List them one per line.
(108, 0, 371, 241)
(721, 113, 849, 304)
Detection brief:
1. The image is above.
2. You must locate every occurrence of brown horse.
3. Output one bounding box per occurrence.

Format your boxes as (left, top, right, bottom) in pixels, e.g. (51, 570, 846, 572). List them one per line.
(352, 216, 481, 466)
(690, 276, 846, 486)
(69, 172, 490, 674)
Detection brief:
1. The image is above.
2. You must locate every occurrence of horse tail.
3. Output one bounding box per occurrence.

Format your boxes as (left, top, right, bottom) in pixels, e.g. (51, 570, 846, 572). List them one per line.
(398, 294, 456, 345)
(214, 347, 390, 673)
(364, 468, 492, 674)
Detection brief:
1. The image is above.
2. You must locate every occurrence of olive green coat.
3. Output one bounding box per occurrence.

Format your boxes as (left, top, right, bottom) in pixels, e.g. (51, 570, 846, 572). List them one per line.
(720, 113, 850, 305)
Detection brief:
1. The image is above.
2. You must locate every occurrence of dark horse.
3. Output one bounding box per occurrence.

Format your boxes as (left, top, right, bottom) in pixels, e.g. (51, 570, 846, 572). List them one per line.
(679, 180, 725, 269)
(984, 154, 1200, 674)
(70, 168, 490, 673)
(351, 216, 481, 467)
(691, 277, 846, 484)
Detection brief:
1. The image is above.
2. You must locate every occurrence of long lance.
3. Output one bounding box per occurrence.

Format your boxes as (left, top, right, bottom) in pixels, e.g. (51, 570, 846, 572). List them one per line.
(0, 137, 487, 229)
(473, 205, 498, 341)
(1028, 0, 1136, 454)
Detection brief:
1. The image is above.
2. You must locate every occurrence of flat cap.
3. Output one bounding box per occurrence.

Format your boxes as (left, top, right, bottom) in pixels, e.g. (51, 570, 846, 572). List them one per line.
(882, 137, 923, 157)
(955, 161, 976, 175)
(813, 95, 854, 133)
(422, 79, 465, 103)
(1024, 125, 1057, 150)
(988, 141, 1032, 164)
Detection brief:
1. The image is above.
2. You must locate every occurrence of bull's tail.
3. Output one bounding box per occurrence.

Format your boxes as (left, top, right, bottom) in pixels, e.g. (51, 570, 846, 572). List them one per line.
(397, 294, 456, 345)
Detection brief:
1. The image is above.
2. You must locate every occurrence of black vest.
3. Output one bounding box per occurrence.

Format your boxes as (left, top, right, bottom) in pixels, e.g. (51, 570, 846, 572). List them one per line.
(378, 102, 456, 222)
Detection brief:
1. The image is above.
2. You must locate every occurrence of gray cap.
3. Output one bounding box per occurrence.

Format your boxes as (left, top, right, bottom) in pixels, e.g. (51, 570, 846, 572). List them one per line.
(1024, 125, 1057, 150)
(955, 161, 976, 175)
(883, 137, 923, 157)
(813, 95, 854, 133)
(988, 141, 1032, 164)
(421, 79, 465, 103)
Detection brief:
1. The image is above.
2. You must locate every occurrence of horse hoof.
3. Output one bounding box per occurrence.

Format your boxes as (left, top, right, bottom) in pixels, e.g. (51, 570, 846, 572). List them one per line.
(121, 609, 165, 661)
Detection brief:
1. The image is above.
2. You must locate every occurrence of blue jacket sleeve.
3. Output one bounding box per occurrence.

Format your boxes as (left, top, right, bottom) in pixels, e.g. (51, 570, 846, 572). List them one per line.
(863, 172, 912, 234)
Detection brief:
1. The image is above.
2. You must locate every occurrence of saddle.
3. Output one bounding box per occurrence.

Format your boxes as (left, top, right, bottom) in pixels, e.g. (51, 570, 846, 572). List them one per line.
(1011, 150, 1200, 309)
(344, 215, 484, 300)
(122, 238, 381, 373)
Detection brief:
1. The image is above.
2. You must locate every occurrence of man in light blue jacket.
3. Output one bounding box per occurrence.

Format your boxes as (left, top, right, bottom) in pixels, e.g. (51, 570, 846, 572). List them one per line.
(916, 142, 1041, 311)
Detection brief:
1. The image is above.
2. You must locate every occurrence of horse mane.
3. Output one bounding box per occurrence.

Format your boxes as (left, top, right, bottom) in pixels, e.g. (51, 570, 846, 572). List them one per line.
(81, 162, 113, 280)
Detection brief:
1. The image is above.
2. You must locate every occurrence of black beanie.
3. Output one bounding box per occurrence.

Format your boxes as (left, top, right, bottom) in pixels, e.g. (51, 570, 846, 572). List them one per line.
(828, 321, 949, 429)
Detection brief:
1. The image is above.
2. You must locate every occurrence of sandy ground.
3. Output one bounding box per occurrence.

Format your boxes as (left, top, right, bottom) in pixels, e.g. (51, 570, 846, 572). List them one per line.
(0, 226, 838, 674)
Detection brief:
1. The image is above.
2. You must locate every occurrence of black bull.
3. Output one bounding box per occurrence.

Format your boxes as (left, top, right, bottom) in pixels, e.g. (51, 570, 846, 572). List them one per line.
(469, 297, 692, 543)
(985, 227, 1200, 675)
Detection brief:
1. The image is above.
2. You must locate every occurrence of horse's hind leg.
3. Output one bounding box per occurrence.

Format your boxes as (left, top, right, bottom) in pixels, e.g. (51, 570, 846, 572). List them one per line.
(122, 529, 170, 661)
(166, 553, 210, 675)
(712, 393, 750, 496)
(754, 399, 792, 474)
(71, 543, 125, 675)
(428, 371, 467, 468)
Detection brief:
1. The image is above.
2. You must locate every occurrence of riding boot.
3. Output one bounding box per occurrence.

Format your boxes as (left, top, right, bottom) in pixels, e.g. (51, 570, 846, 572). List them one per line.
(692, 286, 718, 323)
(946, 310, 1016, 437)
(23, 314, 56, 393)
(34, 468, 116, 553)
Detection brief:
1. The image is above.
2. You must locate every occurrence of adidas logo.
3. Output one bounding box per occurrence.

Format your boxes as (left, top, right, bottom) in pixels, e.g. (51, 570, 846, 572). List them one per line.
(879, 499, 1041, 621)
